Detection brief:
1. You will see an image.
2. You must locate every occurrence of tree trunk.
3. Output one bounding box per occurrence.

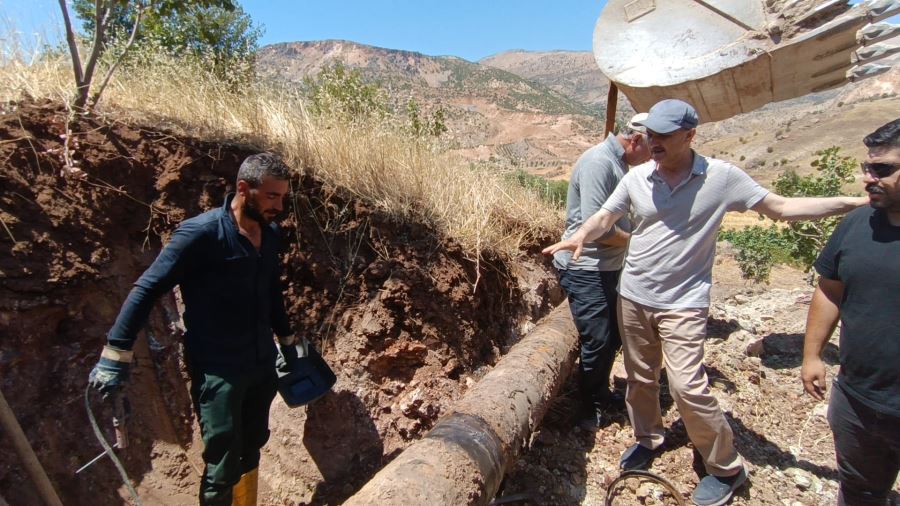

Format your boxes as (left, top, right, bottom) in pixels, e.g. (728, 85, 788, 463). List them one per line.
(344, 301, 578, 506)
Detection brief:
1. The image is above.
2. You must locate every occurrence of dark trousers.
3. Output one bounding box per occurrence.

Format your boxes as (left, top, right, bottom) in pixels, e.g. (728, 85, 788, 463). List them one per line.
(189, 364, 278, 506)
(558, 268, 622, 410)
(828, 380, 900, 506)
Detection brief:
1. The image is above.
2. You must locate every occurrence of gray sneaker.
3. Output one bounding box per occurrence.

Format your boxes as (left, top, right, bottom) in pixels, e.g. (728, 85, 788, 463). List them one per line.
(691, 467, 748, 506)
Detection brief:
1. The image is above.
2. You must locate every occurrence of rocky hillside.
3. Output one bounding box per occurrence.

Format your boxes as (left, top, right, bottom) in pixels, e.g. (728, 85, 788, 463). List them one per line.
(479, 50, 611, 110)
(259, 41, 594, 117)
(257, 41, 606, 174)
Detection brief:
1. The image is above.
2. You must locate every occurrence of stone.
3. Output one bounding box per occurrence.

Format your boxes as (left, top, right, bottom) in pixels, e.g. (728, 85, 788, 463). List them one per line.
(746, 337, 766, 357)
(786, 467, 812, 490)
(813, 403, 829, 418)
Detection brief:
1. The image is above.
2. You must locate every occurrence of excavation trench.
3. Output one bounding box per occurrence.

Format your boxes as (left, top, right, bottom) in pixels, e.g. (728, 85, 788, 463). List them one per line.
(345, 302, 578, 506)
(0, 101, 564, 505)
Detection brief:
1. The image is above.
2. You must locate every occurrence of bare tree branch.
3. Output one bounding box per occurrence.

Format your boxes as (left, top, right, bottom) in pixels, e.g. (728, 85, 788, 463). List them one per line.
(76, 0, 112, 108)
(57, 0, 84, 85)
(90, 3, 145, 109)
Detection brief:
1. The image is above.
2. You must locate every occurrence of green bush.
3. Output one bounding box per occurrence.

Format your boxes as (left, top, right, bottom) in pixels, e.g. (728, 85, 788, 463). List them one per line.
(772, 147, 857, 271)
(406, 99, 448, 138)
(720, 226, 792, 283)
(304, 62, 387, 121)
(723, 147, 858, 283)
(505, 170, 568, 209)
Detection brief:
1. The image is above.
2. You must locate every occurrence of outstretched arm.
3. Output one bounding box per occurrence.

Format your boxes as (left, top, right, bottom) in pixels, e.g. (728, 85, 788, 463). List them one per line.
(800, 277, 843, 400)
(752, 193, 868, 221)
(542, 208, 625, 260)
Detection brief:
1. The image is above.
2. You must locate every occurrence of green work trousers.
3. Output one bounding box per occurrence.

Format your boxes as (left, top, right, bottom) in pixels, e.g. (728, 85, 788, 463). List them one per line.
(189, 364, 278, 506)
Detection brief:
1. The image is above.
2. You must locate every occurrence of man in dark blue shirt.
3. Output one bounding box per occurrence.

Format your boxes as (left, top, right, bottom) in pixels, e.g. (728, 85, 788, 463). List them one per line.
(88, 153, 298, 506)
(802, 118, 900, 506)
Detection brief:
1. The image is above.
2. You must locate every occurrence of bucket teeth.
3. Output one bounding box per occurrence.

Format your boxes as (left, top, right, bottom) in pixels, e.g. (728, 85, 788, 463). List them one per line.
(865, 0, 900, 20)
(794, 0, 852, 27)
(853, 42, 900, 64)
(847, 62, 893, 81)
(594, 0, 897, 122)
(858, 22, 900, 44)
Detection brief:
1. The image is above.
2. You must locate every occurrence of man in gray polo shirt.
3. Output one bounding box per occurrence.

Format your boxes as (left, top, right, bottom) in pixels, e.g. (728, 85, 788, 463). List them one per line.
(554, 113, 650, 428)
(544, 99, 867, 506)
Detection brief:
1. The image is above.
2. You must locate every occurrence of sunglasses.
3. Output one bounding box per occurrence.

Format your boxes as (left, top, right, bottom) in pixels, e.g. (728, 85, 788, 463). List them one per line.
(861, 161, 900, 179)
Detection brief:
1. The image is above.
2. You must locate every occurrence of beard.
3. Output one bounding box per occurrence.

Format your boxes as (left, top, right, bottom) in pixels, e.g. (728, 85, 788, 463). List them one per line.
(866, 183, 900, 211)
(243, 197, 270, 224)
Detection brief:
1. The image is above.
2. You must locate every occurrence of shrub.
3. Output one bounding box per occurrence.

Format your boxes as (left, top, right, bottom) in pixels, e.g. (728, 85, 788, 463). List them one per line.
(304, 62, 387, 121)
(724, 147, 857, 282)
(406, 99, 448, 138)
(720, 226, 792, 283)
(505, 170, 568, 209)
(773, 147, 857, 272)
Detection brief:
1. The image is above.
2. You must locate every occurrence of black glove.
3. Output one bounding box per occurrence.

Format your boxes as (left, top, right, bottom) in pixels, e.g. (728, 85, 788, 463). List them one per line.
(276, 337, 309, 376)
(88, 346, 133, 398)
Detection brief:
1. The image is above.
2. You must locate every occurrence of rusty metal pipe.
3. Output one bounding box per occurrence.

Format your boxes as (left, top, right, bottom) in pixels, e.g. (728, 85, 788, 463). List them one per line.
(344, 302, 578, 506)
(0, 388, 64, 506)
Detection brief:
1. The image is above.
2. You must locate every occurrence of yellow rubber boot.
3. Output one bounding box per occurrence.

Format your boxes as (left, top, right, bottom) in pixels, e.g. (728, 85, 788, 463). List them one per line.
(231, 468, 258, 506)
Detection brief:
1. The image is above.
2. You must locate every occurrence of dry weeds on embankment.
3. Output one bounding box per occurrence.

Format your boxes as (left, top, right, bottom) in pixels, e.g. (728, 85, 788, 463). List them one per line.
(0, 45, 561, 260)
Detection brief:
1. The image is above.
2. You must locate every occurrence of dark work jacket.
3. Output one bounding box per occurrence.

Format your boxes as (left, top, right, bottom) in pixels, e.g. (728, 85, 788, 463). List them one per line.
(106, 193, 291, 373)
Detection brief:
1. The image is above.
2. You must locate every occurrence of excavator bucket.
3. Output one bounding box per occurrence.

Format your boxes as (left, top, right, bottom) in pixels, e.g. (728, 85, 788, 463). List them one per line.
(593, 0, 900, 123)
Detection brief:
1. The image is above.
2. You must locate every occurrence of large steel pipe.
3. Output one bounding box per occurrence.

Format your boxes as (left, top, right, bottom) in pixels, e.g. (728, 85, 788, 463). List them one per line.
(343, 302, 579, 506)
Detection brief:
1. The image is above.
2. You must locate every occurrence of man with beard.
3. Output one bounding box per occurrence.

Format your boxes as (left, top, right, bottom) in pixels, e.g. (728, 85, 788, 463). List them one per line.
(801, 118, 900, 506)
(88, 153, 299, 506)
(543, 99, 867, 506)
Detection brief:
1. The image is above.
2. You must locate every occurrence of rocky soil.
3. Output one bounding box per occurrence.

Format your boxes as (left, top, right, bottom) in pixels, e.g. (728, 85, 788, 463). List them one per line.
(500, 256, 900, 505)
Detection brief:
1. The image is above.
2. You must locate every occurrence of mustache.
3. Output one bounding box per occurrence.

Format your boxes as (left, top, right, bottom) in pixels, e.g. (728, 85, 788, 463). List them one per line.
(866, 184, 885, 194)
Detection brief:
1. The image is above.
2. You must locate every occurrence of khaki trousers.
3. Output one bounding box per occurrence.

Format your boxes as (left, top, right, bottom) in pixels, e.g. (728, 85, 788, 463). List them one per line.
(618, 296, 743, 476)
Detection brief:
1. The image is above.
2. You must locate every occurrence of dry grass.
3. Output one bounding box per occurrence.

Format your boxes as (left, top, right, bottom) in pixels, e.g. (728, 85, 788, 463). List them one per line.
(0, 47, 561, 260)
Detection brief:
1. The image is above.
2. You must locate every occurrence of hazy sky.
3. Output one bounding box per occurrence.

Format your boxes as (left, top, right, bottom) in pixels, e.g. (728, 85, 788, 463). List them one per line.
(2, 0, 607, 60)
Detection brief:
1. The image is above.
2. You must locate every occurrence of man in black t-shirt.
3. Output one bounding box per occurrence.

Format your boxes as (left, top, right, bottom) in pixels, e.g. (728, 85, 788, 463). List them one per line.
(801, 118, 900, 506)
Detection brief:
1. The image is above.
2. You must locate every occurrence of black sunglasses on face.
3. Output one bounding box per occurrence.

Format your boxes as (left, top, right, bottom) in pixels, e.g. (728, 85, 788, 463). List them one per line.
(861, 161, 900, 179)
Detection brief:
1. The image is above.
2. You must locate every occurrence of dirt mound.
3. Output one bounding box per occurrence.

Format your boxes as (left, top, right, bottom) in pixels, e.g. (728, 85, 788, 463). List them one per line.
(0, 101, 559, 505)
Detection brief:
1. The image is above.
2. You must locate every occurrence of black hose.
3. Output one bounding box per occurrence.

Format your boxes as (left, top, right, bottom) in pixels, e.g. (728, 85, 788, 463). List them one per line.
(84, 385, 143, 506)
(605, 469, 686, 506)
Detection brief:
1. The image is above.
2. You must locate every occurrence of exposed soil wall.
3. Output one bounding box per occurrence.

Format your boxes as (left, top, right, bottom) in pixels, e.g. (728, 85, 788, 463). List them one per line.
(0, 101, 561, 505)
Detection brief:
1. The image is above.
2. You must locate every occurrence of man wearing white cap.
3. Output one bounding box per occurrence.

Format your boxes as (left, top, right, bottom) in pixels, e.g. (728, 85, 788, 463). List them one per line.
(544, 99, 867, 506)
(553, 114, 650, 429)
